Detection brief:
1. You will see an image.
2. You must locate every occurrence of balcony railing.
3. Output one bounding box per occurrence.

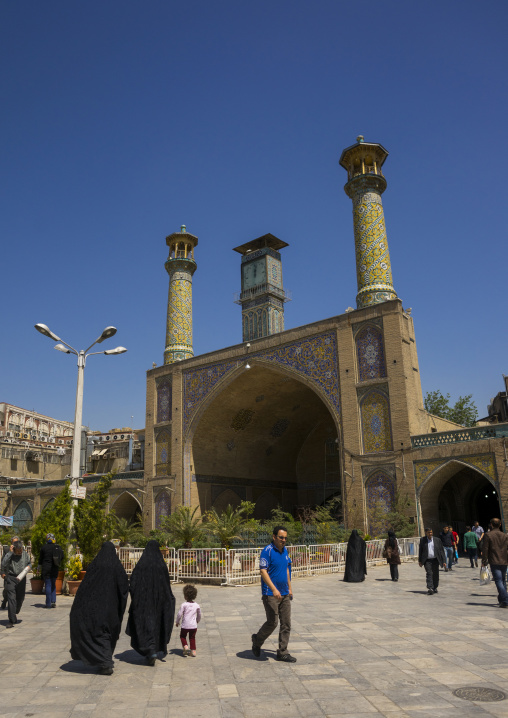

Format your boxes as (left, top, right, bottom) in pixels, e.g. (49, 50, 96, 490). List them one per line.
(411, 423, 508, 448)
(234, 283, 292, 304)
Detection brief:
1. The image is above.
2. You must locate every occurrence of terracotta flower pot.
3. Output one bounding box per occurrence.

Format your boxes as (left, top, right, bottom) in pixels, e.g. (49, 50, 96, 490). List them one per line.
(30, 577, 44, 594)
(67, 580, 82, 596)
(78, 571, 86, 580)
(55, 570, 65, 595)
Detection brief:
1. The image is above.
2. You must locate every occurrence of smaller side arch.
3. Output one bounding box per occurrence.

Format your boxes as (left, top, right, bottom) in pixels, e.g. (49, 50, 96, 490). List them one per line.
(110, 491, 142, 521)
(12, 500, 33, 530)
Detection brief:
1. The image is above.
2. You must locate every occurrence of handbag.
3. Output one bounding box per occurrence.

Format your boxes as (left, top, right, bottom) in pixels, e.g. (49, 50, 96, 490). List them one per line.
(382, 545, 392, 559)
(479, 565, 492, 586)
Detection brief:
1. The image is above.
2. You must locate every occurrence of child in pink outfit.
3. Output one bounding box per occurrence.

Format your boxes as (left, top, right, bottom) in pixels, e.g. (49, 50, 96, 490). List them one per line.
(176, 584, 201, 657)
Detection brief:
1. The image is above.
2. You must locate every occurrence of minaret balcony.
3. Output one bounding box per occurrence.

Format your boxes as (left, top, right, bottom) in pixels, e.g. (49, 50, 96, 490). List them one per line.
(234, 283, 291, 304)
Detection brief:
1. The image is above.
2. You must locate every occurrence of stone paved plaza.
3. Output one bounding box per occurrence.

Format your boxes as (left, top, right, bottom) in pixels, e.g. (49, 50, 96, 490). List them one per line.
(1, 561, 508, 718)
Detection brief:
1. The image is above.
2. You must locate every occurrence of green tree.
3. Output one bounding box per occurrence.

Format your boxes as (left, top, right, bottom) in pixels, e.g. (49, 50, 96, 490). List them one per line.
(368, 492, 416, 539)
(74, 472, 115, 567)
(424, 390, 478, 427)
(161, 505, 202, 548)
(268, 506, 302, 545)
(203, 504, 246, 549)
(111, 516, 144, 547)
(31, 481, 72, 568)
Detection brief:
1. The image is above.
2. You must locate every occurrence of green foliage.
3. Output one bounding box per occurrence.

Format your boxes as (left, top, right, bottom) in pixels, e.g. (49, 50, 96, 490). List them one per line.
(203, 504, 247, 549)
(111, 516, 144, 547)
(136, 529, 170, 548)
(267, 506, 302, 545)
(31, 481, 72, 567)
(74, 472, 115, 567)
(161, 505, 202, 548)
(66, 554, 82, 580)
(424, 390, 478, 427)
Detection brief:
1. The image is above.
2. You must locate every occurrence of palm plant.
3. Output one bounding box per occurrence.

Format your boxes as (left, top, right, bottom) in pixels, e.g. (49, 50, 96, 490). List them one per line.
(203, 505, 246, 549)
(111, 516, 144, 547)
(161, 505, 202, 548)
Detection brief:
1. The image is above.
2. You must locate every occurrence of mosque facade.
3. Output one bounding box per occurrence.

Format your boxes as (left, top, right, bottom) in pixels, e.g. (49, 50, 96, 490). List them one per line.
(144, 137, 508, 536)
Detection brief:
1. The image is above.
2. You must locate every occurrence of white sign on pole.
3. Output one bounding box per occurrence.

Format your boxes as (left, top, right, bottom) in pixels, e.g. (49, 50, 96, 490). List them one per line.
(70, 486, 86, 500)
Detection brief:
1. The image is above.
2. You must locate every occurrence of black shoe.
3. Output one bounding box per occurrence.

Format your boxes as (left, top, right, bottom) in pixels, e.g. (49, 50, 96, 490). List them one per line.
(147, 654, 157, 666)
(6, 622, 14, 628)
(427, 590, 434, 595)
(251, 634, 261, 657)
(276, 652, 296, 662)
(433, 588, 438, 593)
(51, 603, 56, 608)
(98, 666, 114, 675)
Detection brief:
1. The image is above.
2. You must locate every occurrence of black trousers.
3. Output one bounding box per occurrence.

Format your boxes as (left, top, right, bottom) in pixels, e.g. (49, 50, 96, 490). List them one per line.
(389, 564, 399, 580)
(424, 558, 440, 590)
(4, 575, 26, 624)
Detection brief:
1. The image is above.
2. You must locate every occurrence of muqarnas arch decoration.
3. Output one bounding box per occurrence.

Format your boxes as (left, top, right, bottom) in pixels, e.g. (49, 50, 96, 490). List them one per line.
(157, 379, 172, 423)
(359, 387, 393, 453)
(155, 490, 172, 529)
(355, 324, 386, 382)
(365, 469, 395, 535)
(155, 427, 171, 476)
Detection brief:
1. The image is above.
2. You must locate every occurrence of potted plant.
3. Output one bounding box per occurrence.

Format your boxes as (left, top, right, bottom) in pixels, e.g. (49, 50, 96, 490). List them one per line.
(30, 569, 44, 595)
(66, 555, 83, 595)
(239, 554, 257, 572)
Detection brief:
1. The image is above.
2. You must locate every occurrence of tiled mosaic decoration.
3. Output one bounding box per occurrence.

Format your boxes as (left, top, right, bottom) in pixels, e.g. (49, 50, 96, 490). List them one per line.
(365, 469, 395, 535)
(356, 325, 387, 381)
(360, 388, 393, 453)
(270, 418, 290, 438)
(156, 379, 172, 423)
(348, 177, 397, 309)
(183, 332, 340, 436)
(165, 263, 196, 364)
(155, 427, 171, 475)
(155, 490, 172, 529)
(414, 452, 497, 493)
(231, 409, 255, 431)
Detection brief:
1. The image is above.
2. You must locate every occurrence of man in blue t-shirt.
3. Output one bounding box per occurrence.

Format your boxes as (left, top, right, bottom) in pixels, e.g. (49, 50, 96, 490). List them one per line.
(251, 525, 296, 662)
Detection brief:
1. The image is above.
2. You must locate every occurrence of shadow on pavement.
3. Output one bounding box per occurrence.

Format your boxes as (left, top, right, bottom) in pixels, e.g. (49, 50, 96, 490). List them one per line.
(375, 579, 393, 581)
(114, 649, 147, 664)
(406, 590, 432, 595)
(60, 660, 98, 674)
(236, 649, 269, 661)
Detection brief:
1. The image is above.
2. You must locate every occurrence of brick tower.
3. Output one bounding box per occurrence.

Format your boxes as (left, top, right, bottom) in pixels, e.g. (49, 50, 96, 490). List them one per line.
(164, 225, 198, 364)
(339, 136, 398, 309)
(233, 233, 290, 341)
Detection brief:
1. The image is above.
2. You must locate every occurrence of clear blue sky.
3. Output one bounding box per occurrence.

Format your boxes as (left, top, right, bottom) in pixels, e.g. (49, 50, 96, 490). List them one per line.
(1, 1, 506, 430)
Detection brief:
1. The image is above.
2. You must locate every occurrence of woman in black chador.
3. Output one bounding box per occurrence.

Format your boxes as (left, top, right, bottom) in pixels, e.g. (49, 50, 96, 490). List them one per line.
(384, 530, 401, 581)
(343, 529, 367, 582)
(69, 542, 129, 675)
(126, 540, 175, 665)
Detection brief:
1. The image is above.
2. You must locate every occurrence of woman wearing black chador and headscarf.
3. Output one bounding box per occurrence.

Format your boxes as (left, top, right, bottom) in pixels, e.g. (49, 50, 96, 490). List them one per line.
(70, 542, 129, 675)
(343, 529, 367, 582)
(126, 540, 175, 665)
(384, 530, 401, 581)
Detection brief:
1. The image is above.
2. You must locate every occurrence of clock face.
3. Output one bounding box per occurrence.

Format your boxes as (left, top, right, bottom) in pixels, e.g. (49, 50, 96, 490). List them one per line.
(242, 259, 266, 289)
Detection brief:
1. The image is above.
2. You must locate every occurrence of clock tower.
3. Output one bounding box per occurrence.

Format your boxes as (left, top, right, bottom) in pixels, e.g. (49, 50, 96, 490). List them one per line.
(233, 233, 290, 341)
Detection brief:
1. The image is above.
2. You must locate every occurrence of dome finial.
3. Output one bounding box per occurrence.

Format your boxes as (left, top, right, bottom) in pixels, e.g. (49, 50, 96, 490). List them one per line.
(356, 134, 364, 143)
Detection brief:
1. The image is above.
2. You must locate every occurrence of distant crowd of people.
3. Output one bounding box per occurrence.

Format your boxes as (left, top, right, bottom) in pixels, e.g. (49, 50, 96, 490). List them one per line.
(1, 518, 507, 672)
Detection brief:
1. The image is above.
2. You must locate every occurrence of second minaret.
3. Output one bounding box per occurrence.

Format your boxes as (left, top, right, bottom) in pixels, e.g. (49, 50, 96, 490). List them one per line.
(164, 225, 198, 364)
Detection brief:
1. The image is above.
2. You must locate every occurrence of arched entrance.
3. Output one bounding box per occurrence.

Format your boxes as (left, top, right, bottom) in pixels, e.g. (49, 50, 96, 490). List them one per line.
(110, 491, 142, 522)
(188, 362, 341, 519)
(419, 461, 502, 534)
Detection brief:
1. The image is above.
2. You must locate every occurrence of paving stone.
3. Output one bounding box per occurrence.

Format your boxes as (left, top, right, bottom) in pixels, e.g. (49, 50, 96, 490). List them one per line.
(1, 563, 508, 717)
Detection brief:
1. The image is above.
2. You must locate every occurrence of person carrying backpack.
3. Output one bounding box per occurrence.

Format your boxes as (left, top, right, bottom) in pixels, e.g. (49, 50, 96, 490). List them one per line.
(38, 533, 64, 609)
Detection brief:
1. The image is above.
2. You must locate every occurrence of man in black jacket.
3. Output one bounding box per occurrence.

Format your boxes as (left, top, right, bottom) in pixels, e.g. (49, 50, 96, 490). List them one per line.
(418, 528, 446, 595)
(38, 533, 63, 609)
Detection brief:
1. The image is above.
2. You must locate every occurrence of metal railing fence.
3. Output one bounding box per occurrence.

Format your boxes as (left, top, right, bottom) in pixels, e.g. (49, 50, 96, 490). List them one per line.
(113, 538, 418, 585)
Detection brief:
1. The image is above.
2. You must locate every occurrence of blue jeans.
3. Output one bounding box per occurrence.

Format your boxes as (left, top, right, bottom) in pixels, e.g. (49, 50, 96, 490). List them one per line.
(443, 546, 453, 570)
(44, 577, 56, 607)
(490, 565, 508, 606)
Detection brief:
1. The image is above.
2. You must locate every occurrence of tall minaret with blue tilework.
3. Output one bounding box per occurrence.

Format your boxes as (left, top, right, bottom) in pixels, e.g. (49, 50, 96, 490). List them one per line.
(164, 225, 198, 365)
(339, 136, 398, 309)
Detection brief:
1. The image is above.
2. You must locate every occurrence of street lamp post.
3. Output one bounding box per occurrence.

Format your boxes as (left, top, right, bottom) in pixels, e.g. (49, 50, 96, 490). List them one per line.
(34, 323, 127, 526)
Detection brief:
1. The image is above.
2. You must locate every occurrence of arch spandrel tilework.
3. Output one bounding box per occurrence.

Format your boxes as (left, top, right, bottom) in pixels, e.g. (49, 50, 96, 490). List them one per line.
(182, 332, 340, 435)
(365, 469, 395, 535)
(155, 427, 171, 476)
(360, 388, 393, 453)
(356, 325, 386, 382)
(414, 453, 497, 494)
(156, 379, 172, 423)
(155, 490, 172, 529)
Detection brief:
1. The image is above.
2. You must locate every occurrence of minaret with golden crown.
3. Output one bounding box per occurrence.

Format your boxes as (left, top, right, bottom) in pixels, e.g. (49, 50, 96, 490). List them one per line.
(339, 136, 398, 309)
(164, 225, 198, 365)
